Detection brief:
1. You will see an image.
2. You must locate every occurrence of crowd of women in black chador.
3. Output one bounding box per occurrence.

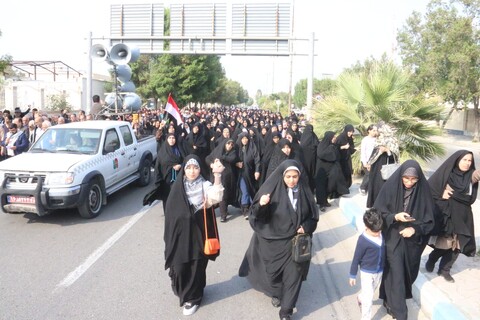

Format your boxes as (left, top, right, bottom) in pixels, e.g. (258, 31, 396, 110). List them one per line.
(148, 107, 360, 221)
(145, 105, 480, 318)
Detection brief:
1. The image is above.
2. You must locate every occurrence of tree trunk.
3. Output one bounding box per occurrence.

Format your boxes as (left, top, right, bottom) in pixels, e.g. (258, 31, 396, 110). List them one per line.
(441, 102, 457, 129)
(473, 97, 479, 142)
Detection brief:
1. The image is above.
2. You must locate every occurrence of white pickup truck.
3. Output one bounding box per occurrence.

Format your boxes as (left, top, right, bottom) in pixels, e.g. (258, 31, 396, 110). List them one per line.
(0, 120, 157, 218)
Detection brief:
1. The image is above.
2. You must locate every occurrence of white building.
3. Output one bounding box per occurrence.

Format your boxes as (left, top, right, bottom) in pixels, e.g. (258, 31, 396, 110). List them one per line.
(0, 61, 108, 112)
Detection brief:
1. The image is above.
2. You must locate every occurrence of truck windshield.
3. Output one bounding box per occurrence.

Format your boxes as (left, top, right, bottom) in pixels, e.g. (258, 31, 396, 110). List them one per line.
(30, 128, 102, 155)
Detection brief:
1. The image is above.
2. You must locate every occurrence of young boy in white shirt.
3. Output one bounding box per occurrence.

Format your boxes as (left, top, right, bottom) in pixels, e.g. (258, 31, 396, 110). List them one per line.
(349, 208, 385, 320)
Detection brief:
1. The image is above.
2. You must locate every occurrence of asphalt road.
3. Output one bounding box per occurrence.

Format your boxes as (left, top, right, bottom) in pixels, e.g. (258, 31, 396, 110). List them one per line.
(2, 136, 474, 320)
(0, 177, 428, 320)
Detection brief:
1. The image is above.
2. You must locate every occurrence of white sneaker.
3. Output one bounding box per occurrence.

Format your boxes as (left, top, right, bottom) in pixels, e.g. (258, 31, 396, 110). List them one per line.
(183, 302, 199, 316)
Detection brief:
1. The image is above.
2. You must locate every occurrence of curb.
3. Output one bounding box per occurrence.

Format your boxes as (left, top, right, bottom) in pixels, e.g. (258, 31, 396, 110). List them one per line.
(337, 195, 470, 320)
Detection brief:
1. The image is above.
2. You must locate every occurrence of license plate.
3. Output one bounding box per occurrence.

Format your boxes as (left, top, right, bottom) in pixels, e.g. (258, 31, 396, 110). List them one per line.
(7, 195, 35, 204)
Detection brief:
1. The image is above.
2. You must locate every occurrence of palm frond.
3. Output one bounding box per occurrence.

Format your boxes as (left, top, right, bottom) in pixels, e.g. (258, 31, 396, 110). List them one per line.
(312, 60, 446, 172)
(337, 72, 364, 105)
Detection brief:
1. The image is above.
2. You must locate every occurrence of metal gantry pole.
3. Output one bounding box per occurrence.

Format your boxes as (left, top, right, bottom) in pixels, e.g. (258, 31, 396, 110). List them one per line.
(86, 32, 93, 114)
(306, 32, 314, 113)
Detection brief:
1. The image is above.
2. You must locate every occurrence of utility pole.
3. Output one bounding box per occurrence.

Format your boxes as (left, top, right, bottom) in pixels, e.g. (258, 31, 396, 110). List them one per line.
(306, 32, 314, 111)
(86, 32, 92, 114)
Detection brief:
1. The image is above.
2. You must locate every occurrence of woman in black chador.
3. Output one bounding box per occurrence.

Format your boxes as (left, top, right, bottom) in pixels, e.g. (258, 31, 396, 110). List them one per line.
(425, 150, 479, 283)
(315, 131, 349, 211)
(373, 160, 434, 320)
(265, 138, 292, 179)
(205, 138, 240, 222)
(300, 124, 318, 193)
(155, 133, 185, 210)
(239, 159, 318, 320)
(335, 124, 356, 188)
(366, 123, 399, 208)
(143, 133, 186, 210)
(285, 129, 306, 170)
(163, 155, 225, 316)
(236, 132, 261, 218)
(260, 130, 281, 184)
(185, 122, 210, 179)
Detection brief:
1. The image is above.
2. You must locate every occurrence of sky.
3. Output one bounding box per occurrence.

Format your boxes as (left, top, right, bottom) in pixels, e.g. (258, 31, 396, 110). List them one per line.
(0, 0, 430, 97)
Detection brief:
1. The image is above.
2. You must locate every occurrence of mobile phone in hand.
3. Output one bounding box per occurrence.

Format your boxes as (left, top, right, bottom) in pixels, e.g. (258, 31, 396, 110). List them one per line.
(404, 216, 415, 221)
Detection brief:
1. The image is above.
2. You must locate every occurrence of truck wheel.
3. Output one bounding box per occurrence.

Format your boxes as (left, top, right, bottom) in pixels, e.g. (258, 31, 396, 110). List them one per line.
(78, 179, 103, 218)
(137, 158, 152, 187)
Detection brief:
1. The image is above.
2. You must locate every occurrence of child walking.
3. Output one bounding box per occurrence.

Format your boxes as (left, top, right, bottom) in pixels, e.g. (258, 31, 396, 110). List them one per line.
(349, 208, 385, 320)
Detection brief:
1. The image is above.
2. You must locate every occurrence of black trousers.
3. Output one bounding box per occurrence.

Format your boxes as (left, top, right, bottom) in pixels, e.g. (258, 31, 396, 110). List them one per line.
(219, 201, 228, 219)
(359, 165, 370, 191)
(428, 248, 460, 273)
(169, 257, 209, 306)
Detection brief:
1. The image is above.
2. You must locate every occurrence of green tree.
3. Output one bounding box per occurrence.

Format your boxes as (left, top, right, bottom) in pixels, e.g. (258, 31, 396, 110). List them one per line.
(130, 55, 158, 99)
(292, 78, 336, 108)
(128, 8, 227, 108)
(312, 61, 445, 173)
(397, 0, 480, 139)
(46, 93, 71, 112)
(255, 89, 263, 104)
(258, 92, 289, 115)
(138, 54, 225, 107)
(0, 55, 11, 76)
(217, 79, 249, 106)
(0, 30, 12, 76)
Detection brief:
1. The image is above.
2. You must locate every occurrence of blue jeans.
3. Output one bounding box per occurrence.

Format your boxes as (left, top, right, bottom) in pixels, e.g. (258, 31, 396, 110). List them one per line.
(239, 177, 252, 206)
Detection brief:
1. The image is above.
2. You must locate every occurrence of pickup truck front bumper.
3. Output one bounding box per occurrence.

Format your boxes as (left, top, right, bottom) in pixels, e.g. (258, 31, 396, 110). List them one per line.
(0, 174, 85, 216)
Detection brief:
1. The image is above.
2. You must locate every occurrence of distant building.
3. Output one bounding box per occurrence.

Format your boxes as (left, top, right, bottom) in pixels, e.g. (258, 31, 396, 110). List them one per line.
(0, 61, 108, 112)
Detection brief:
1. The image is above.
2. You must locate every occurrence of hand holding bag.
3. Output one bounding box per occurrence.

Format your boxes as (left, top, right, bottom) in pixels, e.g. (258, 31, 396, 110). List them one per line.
(204, 205, 220, 255)
(292, 233, 312, 263)
(380, 155, 400, 180)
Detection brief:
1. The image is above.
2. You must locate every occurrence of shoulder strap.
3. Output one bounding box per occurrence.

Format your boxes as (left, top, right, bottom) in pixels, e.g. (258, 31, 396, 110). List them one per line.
(203, 204, 219, 240)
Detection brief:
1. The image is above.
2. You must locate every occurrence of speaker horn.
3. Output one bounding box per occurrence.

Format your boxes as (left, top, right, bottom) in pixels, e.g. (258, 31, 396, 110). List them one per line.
(90, 44, 110, 62)
(110, 43, 140, 65)
(115, 64, 132, 83)
(118, 81, 136, 92)
(104, 92, 122, 109)
(123, 93, 141, 111)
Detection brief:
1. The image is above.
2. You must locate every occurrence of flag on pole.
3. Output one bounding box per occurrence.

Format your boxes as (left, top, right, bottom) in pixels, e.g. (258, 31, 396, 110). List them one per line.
(165, 93, 189, 133)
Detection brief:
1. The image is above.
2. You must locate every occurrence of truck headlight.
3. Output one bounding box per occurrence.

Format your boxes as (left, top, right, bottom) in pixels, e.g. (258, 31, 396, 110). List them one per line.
(45, 172, 75, 185)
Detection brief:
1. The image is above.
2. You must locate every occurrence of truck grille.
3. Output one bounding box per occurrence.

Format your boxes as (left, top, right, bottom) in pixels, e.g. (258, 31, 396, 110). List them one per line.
(4, 173, 46, 190)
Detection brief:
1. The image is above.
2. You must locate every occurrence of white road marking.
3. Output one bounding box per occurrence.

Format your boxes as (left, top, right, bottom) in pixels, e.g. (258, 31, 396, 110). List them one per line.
(56, 206, 152, 289)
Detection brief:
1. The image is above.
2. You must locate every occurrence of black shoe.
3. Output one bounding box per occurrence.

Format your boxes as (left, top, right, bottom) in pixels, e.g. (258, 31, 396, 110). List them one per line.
(271, 296, 281, 308)
(325, 202, 331, 207)
(280, 316, 291, 320)
(438, 270, 455, 283)
(425, 258, 435, 272)
(320, 206, 326, 212)
(220, 217, 227, 223)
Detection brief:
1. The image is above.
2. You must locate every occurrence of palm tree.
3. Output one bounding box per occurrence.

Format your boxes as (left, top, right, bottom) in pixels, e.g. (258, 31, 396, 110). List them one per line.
(311, 61, 445, 173)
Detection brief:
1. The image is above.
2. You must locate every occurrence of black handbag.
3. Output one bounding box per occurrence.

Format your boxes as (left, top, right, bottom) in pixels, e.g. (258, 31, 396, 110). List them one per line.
(292, 233, 312, 263)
